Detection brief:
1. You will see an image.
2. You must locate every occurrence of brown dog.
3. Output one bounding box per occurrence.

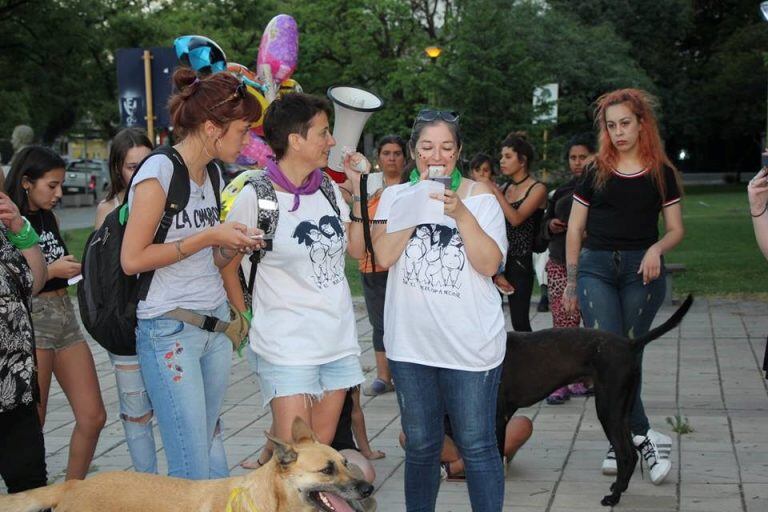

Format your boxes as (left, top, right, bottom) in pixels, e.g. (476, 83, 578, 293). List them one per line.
(0, 418, 375, 512)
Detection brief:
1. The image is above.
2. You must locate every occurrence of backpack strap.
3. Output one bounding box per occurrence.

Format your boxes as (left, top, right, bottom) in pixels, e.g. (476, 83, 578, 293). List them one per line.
(244, 171, 279, 296)
(319, 173, 341, 216)
(136, 146, 191, 301)
(207, 160, 222, 212)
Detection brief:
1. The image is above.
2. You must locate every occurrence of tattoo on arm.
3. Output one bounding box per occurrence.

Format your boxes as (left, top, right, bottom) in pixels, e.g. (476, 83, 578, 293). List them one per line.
(566, 264, 578, 285)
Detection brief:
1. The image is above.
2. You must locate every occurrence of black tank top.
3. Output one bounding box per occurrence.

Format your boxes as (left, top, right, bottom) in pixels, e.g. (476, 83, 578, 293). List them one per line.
(504, 180, 543, 256)
(27, 209, 69, 292)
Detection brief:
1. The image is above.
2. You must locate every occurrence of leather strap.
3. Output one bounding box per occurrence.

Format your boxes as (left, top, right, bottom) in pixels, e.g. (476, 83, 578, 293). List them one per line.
(165, 308, 229, 333)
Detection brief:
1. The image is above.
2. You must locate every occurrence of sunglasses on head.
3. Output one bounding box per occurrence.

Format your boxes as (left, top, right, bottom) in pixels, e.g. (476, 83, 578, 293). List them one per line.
(414, 109, 460, 124)
(208, 80, 247, 112)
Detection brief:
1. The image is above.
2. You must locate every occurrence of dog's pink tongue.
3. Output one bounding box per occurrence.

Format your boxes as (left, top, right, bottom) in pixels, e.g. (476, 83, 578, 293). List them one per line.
(319, 492, 355, 512)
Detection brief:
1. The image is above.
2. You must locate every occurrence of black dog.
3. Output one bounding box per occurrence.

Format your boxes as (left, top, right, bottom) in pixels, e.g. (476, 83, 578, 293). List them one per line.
(497, 295, 693, 507)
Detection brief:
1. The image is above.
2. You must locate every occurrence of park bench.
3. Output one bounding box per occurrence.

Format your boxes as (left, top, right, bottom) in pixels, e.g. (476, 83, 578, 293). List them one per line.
(664, 263, 686, 305)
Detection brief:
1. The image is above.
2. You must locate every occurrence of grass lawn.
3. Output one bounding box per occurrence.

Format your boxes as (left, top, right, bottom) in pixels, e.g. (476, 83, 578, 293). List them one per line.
(61, 184, 763, 299)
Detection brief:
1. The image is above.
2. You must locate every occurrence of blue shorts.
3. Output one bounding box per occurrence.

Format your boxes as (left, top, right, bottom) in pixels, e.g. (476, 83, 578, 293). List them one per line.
(246, 350, 364, 408)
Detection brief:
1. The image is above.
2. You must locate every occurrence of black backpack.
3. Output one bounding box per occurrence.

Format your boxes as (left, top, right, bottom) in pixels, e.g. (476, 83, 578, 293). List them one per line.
(77, 146, 221, 356)
(234, 170, 340, 310)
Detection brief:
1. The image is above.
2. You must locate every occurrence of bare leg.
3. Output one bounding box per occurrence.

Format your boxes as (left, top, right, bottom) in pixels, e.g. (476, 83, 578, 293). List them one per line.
(374, 352, 392, 384)
(53, 341, 106, 480)
(270, 389, 346, 445)
(504, 416, 533, 460)
(35, 348, 54, 427)
(240, 425, 274, 469)
(349, 387, 384, 460)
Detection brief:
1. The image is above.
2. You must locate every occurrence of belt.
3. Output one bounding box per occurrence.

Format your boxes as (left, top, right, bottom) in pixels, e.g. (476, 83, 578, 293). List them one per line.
(165, 308, 230, 333)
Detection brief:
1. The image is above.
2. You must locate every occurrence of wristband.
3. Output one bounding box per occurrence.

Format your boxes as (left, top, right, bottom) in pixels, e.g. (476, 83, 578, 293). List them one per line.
(6, 217, 40, 251)
(241, 309, 253, 324)
(750, 204, 768, 218)
(349, 213, 386, 224)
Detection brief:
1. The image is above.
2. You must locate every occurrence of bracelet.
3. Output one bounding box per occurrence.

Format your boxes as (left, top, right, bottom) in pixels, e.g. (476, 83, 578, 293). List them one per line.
(175, 239, 188, 262)
(6, 217, 40, 251)
(349, 213, 387, 224)
(750, 204, 768, 217)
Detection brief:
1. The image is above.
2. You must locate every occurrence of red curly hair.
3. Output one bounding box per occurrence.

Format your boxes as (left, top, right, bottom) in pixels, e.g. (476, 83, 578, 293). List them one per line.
(593, 88, 681, 200)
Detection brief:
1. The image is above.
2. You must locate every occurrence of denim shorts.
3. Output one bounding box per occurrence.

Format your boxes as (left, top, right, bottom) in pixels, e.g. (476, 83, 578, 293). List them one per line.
(246, 350, 364, 408)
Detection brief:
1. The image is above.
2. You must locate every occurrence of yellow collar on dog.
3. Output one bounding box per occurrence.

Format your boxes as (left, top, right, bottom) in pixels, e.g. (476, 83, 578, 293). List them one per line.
(225, 487, 260, 512)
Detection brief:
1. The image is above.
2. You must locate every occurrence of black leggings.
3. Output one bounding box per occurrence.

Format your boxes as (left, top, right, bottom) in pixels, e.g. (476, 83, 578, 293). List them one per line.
(503, 253, 534, 332)
(0, 404, 47, 493)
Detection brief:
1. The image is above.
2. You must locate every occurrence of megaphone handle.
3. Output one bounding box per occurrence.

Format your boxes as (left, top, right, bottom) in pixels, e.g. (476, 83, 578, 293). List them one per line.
(359, 173, 377, 272)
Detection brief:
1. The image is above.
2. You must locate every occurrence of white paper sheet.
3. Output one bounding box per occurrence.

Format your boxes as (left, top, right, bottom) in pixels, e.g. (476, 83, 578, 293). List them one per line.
(386, 180, 445, 233)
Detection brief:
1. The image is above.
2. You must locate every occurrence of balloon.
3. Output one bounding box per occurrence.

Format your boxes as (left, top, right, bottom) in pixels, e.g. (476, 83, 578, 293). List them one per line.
(174, 35, 227, 75)
(236, 130, 274, 168)
(279, 78, 303, 97)
(245, 84, 269, 129)
(220, 169, 263, 222)
(257, 15, 299, 86)
(226, 62, 257, 83)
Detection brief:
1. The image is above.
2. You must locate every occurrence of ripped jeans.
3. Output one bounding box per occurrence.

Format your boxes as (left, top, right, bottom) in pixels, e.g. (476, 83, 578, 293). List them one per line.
(389, 360, 503, 512)
(577, 248, 666, 436)
(136, 302, 233, 479)
(109, 353, 229, 476)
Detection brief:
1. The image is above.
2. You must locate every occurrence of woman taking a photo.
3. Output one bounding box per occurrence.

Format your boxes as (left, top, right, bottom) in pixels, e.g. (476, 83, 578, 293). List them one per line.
(5, 146, 106, 480)
(564, 88, 683, 485)
(489, 133, 547, 332)
(372, 110, 507, 511)
(121, 68, 262, 479)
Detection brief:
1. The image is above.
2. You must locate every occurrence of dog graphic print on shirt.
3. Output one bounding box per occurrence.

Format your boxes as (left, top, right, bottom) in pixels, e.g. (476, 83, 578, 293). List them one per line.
(293, 215, 346, 288)
(403, 224, 465, 297)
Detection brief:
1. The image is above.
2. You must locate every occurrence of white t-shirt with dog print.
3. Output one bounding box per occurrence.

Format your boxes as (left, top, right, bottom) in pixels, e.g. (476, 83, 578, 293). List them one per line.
(375, 183, 508, 371)
(128, 154, 226, 319)
(226, 181, 361, 366)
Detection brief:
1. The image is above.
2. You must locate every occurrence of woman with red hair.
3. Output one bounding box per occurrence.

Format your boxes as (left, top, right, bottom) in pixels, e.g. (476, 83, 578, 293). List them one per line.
(563, 88, 684, 486)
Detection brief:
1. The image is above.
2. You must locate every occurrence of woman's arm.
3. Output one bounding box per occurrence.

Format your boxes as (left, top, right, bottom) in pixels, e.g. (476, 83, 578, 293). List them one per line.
(121, 179, 256, 275)
(221, 253, 247, 311)
(563, 202, 588, 313)
(371, 224, 414, 269)
(490, 183, 547, 227)
(749, 168, 768, 260)
(637, 203, 684, 284)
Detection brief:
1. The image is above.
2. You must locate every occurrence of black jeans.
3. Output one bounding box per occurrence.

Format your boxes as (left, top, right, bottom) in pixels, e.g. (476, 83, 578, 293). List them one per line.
(361, 271, 389, 352)
(503, 253, 534, 332)
(0, 404, 47, 493)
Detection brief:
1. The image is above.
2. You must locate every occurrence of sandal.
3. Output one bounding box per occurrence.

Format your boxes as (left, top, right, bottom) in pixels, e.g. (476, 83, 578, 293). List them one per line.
(240, 456, 268, 470)
(363, 378, 395, 396)
(493, 275, 515, 296)
(361, 449, 386, 460)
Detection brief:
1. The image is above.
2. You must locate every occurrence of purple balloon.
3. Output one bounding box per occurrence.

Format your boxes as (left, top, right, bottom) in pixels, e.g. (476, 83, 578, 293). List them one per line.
(237, 130, 275, 167)
(257, 14, 299, 84)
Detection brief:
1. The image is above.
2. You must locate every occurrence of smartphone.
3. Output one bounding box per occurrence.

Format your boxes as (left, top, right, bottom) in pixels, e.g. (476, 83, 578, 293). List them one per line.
(249, 234, 273, 240)
(430, 176, 451, 188)
(761, 153, 768, 168)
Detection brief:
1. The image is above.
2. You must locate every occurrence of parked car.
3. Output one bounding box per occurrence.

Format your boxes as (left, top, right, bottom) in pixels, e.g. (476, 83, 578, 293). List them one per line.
(64, 159, 109, 206)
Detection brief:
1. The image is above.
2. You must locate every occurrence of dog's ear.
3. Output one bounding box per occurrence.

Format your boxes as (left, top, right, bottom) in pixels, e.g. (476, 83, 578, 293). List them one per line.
(291, 417, 318, 444)
(265, 431, 298, 467)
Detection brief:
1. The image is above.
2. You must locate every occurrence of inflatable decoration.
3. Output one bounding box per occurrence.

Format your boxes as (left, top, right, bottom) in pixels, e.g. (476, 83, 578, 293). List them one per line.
(257, 14, 299, 101)
(174, 35, 227, 75)
(236, 130, 274, 167)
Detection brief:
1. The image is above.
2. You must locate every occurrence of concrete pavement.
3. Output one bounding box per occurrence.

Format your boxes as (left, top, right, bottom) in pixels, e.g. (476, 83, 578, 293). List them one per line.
(9, 297, 768, 511)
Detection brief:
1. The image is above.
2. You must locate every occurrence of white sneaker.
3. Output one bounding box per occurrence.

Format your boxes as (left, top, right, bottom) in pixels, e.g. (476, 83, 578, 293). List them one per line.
(633, 434, 672, 485)
(647, 428, 672, 460)
(601, 445, 617, 475)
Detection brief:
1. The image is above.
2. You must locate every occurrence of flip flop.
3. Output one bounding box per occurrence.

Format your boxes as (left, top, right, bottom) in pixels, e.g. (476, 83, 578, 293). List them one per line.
(363, 378, 395, 396)
(239, 457, 266, 470)
(440, 462, 466, 482)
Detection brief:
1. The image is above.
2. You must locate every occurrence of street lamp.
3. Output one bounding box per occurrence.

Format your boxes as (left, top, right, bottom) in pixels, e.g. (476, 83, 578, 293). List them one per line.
(425, 46, 442, 63)
(424, 46, 442, 105)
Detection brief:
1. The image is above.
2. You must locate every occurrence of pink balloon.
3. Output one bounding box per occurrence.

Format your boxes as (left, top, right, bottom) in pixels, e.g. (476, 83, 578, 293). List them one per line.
(256, 14, 299, 84)
(237, 130, 274, 167)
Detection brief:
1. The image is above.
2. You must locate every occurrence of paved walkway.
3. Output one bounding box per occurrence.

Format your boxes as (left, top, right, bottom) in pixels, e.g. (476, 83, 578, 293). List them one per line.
(13, 297, 768, 511)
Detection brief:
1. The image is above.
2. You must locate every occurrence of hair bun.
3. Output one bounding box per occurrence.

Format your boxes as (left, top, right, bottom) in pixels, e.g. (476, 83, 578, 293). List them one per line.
(172, 67, 199, 92)
(511, 130, 528, 141)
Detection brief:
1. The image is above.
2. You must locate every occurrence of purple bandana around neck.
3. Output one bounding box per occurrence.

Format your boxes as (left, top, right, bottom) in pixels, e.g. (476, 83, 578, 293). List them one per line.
(264, 157, 324, 212)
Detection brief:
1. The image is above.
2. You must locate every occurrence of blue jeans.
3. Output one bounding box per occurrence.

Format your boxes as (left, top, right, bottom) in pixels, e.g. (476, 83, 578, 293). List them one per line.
(577, 248, 666, 436)
(136, 302, 233, 479)
(389, 360, 504, 512)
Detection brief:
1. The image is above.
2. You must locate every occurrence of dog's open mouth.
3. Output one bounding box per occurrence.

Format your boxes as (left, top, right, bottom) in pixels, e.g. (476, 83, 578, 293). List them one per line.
(309, 490, 360, 512)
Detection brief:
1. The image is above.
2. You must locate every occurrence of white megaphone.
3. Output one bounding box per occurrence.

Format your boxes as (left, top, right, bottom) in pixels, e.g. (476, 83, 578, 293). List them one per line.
(326, 86, 384, 172)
